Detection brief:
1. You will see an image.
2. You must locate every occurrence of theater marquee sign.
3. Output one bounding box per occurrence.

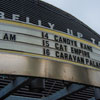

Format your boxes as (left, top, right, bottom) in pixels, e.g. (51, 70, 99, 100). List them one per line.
(0, 11, 100, 69)
(0, 19, 100, 69)
(0, 9, 100, 87)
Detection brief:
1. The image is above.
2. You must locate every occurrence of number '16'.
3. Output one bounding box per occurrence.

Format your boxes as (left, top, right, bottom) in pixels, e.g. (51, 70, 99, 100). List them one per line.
(43, 48, 50, 56)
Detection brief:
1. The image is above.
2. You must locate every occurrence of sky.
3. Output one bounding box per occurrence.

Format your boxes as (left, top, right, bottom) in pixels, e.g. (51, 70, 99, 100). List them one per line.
(42, 0, 100, 35)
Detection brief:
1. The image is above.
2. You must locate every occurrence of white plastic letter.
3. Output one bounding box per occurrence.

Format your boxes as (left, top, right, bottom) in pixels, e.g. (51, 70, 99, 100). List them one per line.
(0, 11, 5, 19)
(66, 28, 73, 36)
(77, 32, 83, 38)
(26, 17, 30, 24)
(48, 22, 55, 29)
(91, 38, 95, 44)
(38, 20, 42, 26)
(98, 41, 100, 46)
(12, 14, 20, 21)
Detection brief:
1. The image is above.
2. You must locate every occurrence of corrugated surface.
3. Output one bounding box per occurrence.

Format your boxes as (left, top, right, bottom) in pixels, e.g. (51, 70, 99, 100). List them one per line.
(0, 0, 100, 44)
(0, 75, 95, 100)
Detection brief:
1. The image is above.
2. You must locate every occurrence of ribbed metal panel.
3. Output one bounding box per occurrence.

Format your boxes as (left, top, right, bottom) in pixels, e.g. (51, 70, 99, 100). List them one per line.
(0, 75, 95, 100)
